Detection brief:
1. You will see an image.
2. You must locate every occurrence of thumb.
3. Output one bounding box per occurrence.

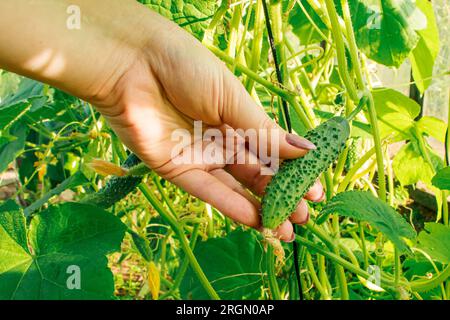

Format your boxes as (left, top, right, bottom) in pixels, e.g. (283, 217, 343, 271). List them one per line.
(220, 71, 316, 160)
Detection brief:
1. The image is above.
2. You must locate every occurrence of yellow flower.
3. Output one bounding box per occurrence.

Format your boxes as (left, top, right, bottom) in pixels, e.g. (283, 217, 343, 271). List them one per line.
(88, 159, 127, 177)
(148, 261, 160, 300)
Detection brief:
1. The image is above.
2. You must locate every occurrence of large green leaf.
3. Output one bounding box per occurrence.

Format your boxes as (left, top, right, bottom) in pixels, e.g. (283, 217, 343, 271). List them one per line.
(0, 203, 126, 300)
(393, 142, 433, 186)
(0, 123, 28, 173)
(181, 229, 266, 300)
(0, 78, 44, 129)
(432, 167, 450, 191)
(138, 0, 217, 40)
(371, 88, 420, 140)
(348, 0, 425, 67)
(417, 116, 447, 143)
(393, 138, 444, 187)
(320, 191, 416, 253)
(409, 0, 439, 93)
(289, 0, 329, 45)
(417, 223, 450, 264)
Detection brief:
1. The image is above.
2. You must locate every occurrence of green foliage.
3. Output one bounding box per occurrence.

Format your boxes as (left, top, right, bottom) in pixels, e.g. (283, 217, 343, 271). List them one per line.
(288, 0, 328, 45)
(432, 167, 450, 190)
(393, 138, 443, 187)
(346, 0, 425, 67)
(0, 78, 44, 129)
(320, 191, 416, 253)
(409, 0, 440, 93)
(0, 123, 27, 173)
(137, 0, 218, 40)
(180, 229, 266, 300)
(417, 116, 447, 142)
(0, 203, 126, 299)
(417, 223, 450, 264)
(0, 0, 446, 301)
(371, 88, 421, 140)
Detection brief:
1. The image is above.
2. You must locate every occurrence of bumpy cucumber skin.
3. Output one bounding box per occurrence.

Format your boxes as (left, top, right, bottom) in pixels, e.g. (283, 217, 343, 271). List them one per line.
(81, 154, 143, 209)
(262, 117, 350, 229)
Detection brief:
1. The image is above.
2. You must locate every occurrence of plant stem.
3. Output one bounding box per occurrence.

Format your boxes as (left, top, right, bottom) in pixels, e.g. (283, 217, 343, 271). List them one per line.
(326, 0, 386, 202)
(159, 224, 200, 300)
(227, 1, 243, 64)
(359, 223, 369, 270)
(323, 0, 358, 102)
(202, 0, 228, 47)
(208, 45, 293, 99)
(338, 146, 376, 192)
(410, 264, 450, 292)
(306, 252, 328, 299)
(267, 246, 281, 299)
(139, 184, 220, 300)
(333, 145, 350, 185)
(294, 235, 402, 288)
(339, 0, 365, 89)
(245, 0, 264, 92)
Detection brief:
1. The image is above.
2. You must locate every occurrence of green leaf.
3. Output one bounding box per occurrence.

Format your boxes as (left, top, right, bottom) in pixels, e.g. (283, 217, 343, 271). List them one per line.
(417, 116, 447, 142)
(393, 142, 432, 186)
(320, 191, 416, 253)
(417, 223, 450, 264)
(0, 199, 21, 213)
(371, 88, 420, 140)
(393, 138, 444, 186)
(288, 1, 329, 45)
(0, 203, 126, 299)
(138, 0, 217, 40)
(348, 0, 425, 67)
(0, 123, 28, 173)
(432, 167, 450, 191)
(0, 72, 20, 98)
(0, 200, 28, 252)
(409, 0, 440, 93)
(181, 229, 266, 299)
(129, 230, 152, 262)
(0, 78, 44, 128)
(24, 171, 90, 216)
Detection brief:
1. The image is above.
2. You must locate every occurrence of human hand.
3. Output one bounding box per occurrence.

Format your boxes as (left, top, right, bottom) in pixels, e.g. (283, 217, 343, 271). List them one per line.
(0, 0, 324, 241)
(95, 6, 324, 242)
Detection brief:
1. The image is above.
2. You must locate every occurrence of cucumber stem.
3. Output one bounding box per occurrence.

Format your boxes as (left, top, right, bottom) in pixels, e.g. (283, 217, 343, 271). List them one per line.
(346, 94, 369, 122)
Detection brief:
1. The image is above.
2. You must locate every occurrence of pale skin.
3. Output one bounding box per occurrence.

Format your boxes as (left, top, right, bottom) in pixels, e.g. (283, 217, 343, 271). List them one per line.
(0, 0, 324, 242)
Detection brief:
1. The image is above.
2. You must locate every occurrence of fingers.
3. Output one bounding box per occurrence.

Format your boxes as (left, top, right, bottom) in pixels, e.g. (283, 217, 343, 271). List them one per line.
(272, 200, 310, 242)
(225, 149, 273, 196)
(289, 200, 310, 225)
(305, 180, 325, 202)
(170, 169, 261, 228)
(274, 220, 294, 242)
(220, 70, 316, 160)
(209, 168, 260, 208)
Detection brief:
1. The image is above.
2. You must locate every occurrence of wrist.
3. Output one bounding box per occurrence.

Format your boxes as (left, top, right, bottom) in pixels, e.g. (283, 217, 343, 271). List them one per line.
(0, 0, 159, 108)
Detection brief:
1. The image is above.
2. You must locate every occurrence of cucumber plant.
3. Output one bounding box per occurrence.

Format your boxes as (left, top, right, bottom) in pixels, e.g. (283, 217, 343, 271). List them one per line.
(0, 0, 449, 301)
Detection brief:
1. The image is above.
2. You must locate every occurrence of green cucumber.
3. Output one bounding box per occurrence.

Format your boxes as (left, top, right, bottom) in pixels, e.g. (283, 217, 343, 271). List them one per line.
(81, 153, 144, 209)
(262, 116, 350, 229)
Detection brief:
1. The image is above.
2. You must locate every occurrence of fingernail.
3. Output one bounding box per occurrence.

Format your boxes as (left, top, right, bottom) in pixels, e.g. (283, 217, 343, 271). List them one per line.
(312, 190, 326, 203)
(300, 212, 310, 225)
(286, 134, 316, 150)
(286, 233, 296, 243)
